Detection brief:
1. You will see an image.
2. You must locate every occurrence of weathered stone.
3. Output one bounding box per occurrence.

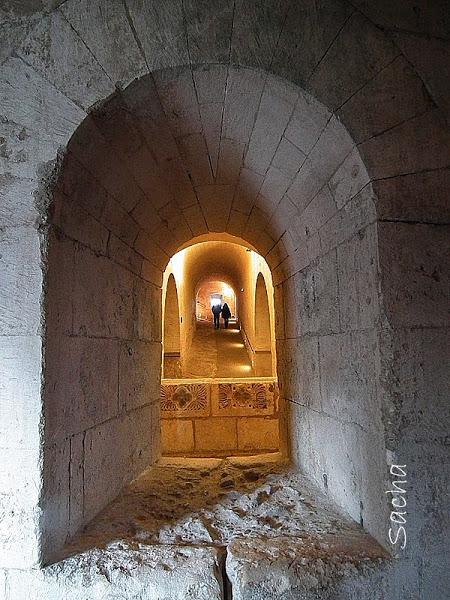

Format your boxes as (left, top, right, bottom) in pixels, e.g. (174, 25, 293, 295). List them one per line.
(18, 10, 114, 109)
(1, 333, 40, 450)
(237, 417, 279, 451)
(272, 0, 353, 84)
(125, 0, 189, 70)
(0, 226, 42, 335)
(378, 222, 450, 327)
(231, 0, 291, 69)
(309, 11, 398, 111)
(6, 544, 223, 600)
(195, 417, 237, 452)
(162, 419, 195, 454)
(61, 0, 147, 87)
(338, 55, 433, 143)
(184, 0, 234, 64)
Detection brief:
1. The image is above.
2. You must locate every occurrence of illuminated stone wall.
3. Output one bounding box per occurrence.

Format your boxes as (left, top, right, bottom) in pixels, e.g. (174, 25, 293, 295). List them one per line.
(161, 380, 279, 456)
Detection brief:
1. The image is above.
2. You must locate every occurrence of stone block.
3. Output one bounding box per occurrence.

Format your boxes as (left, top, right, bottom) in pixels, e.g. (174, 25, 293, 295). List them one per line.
(212, 382, 276, 417)
(40, 440, 71, 561)
(193, 64, 227, 104)
(373, 168, 450, 224)
(55, 198, 109, 256)
(226, 209, 248, 237)
(392, 32, 450, 124)
(319, 185, 376, 256)
(108, 234, 142, 277)
(184, 0, 234, 63)
(72, 246, 134, 338)
(6, 544, 223, 600)
(272, 0, 353, 84)
(245, 78, 298, 175)
(199, 102, 222, 177)
(295, 250, 340, 336)
(45, 335, 119, 441)
(328, 147, 371, 209)
(297, 184, 337, 239)
(226, 535, 389, 600)
(0, 335, 42, 449)
(194, 418, 237, 453)
(161, 382, 210, 418)
(196, 184, 233, 232)
(102, 197, 140, 246)
(141, 259, 164, 287)
(61, 0, 147, 87)
(258, 167, 291, 214)
(216, 138, 245, 185)
(319, 330, 381, 433)
(237, 417, 279, 451)
(378, 222, 450, 327)
(125, 0, 189, 70)
(338, 55, 432, 143)
(337, 224, 379, 331)
(279, 337, 321, 410)
(359, 108, 450, 180)
(0, 225, 42, 335)
(0, 447, 42, 569)
(0, 120, 58, 181)
(352, 0, 449, 39)
(18, 10, 113, 110)
(0, 58, 83, 147)
(119, 341, 161, 412)
(222, 67, 265, 143)
(309, 11, 398, 111)
(134, 230, 170, 270)
(231, 0, 290, 69)
(162, 419, 195, 454)
(133, 278, 162, 342)
(0, 175, 38, 227)
(253, 350, 273, 377)
(284, 90, 330, 155)
(153, 67, 201, 136)
(83, 407, 155, 524)
(271, 136, 306, 180)
(182, 203, 208, 237)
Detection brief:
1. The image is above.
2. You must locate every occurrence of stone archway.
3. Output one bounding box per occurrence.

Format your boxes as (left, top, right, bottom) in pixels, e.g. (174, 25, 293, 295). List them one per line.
(39, 65, 384, 565)
(0, 4, 448, 597)
(162, 273, 181, 377)
(254, 273, 272, 376)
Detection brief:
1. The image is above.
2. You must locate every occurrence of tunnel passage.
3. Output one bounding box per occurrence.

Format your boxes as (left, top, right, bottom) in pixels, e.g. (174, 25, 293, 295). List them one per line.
(161, 240, 278, 458)
(40, 63, 387, 565)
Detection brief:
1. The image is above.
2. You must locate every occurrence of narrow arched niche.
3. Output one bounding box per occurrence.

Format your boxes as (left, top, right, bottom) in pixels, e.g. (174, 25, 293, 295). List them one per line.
(162, 274, 181, 378)
(41, 64, 386, 563)
(254, 273, 273, 376)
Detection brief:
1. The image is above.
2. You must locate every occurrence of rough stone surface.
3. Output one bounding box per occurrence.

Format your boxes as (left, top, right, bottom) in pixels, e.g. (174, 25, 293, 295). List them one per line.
(5, 544, 223, 600)
(0, 3, 448, 597)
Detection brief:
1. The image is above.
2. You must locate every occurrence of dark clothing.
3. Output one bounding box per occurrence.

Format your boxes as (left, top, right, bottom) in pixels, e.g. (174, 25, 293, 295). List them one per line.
(212, 304, 222, 329)
(221, 303, 231, 329)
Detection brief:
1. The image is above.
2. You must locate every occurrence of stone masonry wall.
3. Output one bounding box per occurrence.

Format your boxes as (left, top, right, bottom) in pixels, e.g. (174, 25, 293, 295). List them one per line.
(161, 380, 279, 456)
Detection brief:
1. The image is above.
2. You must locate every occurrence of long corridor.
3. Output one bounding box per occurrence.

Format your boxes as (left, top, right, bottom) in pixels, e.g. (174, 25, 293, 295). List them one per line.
(183, 321, 254, 379)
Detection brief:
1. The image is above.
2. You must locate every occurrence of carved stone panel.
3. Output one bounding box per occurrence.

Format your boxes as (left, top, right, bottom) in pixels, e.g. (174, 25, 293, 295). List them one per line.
(212, 382, 277, 416)
(161, 383, 210, 418)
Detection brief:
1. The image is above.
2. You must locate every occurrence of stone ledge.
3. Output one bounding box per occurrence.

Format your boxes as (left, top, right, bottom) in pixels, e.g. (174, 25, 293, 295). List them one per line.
(4, 544, 223, 600)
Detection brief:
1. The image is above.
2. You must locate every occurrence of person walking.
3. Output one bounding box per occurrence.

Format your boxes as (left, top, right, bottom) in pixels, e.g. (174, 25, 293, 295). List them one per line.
(221, 302, 231, 328)
(212, 302, 222, 329)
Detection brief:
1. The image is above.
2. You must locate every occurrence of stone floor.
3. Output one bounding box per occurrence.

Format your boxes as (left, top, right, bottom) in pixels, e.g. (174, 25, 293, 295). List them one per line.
(183, 322, 254, 379)
(31, 454, 391, 599)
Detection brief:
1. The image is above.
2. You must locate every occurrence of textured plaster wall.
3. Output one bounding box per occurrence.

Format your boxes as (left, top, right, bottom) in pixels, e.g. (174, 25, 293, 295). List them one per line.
(0, 2, 448, 597)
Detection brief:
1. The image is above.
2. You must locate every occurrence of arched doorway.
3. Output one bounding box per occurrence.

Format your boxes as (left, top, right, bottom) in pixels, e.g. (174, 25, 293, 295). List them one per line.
(162, 273, 181, 378)
(254, 273, 273, 376)
(160, 240, 280, 458)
